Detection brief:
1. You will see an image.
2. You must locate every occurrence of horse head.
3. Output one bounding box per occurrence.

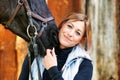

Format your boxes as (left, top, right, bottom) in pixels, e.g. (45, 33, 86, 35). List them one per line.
(0, 0, 59, 57)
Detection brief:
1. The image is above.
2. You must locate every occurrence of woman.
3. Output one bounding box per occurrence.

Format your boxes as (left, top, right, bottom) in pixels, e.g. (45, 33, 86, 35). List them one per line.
(19, 13, 93, 80)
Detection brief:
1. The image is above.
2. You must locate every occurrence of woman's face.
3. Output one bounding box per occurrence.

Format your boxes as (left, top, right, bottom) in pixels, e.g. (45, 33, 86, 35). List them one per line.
(59, 20, 85, 49)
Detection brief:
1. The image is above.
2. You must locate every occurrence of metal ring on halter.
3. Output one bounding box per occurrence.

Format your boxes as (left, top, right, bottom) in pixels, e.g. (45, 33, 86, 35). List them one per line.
(27, 11, 32, 17)
(27, 24, 38, 38)
(18, 0, 23, 5)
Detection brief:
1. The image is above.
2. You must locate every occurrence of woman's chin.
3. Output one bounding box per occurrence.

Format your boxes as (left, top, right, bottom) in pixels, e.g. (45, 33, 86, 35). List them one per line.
(60, 41, 70, 48)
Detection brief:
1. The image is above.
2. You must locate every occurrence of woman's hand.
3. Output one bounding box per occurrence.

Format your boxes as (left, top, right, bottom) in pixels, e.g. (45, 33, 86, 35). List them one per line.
(43, 48, 57, 70)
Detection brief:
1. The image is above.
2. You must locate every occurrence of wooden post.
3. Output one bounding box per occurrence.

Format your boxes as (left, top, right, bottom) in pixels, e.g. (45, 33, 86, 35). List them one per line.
(87, 0, 119, 80)
(115, 0, 120, 79)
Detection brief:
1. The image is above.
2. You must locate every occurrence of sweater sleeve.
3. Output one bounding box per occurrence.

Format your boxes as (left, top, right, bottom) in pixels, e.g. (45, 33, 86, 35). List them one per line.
(48, 66, 64, 80)
(74, 59, 93, 80)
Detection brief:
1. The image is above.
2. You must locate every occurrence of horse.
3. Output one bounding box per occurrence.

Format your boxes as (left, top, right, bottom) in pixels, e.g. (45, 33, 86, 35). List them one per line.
(0, 0, 59, 58)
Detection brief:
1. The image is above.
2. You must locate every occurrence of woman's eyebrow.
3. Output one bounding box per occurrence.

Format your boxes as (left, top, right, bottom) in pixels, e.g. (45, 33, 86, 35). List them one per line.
(68, 22, 73, 26)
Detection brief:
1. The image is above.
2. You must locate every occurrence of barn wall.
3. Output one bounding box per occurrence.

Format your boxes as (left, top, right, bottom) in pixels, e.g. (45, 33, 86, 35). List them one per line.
(0, 25, 27, 80)
(0, 24, 17, 80)
(15, 36, 27, 79)
(48, 0, 85, 25)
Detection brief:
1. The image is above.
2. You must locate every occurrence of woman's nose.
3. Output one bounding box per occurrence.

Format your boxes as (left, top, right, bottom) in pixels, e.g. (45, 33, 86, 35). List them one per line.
(67, 30, 74, 37)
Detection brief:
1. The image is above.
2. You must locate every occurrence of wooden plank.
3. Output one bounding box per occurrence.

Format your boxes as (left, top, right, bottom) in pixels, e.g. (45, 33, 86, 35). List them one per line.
(0, 24, 17, 80)
(48, 0, 83, 25)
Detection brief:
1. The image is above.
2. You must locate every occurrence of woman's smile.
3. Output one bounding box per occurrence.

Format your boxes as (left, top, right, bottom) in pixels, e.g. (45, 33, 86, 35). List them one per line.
(63, 34, 72, 42)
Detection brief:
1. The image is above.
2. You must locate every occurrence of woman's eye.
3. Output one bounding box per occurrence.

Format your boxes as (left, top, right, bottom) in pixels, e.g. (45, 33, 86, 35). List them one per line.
(67, 25, 72, 28)
(76, 31, 80, 35)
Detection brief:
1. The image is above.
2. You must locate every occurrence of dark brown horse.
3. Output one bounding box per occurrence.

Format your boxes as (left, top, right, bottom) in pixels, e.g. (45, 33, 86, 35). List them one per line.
(0, 0, 59, 57)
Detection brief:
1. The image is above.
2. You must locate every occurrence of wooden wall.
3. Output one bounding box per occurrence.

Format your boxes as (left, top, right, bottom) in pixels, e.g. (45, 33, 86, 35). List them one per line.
(0, 24, 17, 80)
(0, 24, 27, 80)
(48, 0, 84, 25)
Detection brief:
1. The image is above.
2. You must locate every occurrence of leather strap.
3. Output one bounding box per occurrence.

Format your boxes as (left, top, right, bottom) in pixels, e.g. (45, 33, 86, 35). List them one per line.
(5, 2, 23, 28)
(22, 0, 54, 22)
(5, 0, 54, 28)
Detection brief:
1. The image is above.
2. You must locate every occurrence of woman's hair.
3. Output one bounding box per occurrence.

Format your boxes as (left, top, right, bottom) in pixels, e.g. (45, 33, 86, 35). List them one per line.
(58, 13, 91, 51)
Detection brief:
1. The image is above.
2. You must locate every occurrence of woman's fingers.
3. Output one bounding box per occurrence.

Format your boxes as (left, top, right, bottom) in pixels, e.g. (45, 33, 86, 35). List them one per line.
(43, 48, 57, 70)
(46, 49, 52, 56)
(51, 47, 55, 56)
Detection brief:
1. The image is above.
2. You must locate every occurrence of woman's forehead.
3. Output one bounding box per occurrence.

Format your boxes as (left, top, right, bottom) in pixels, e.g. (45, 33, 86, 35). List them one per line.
(65, 20, 85, 32)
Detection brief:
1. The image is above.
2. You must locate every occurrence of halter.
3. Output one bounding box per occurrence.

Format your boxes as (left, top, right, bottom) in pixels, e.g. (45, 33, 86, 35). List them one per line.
(5, 0, 54, 80)
(5, 0, 54, 37)
(5, 0, 54, 26)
